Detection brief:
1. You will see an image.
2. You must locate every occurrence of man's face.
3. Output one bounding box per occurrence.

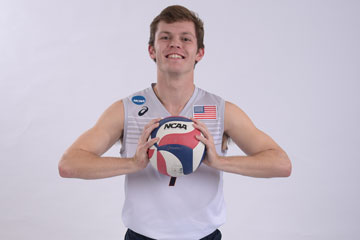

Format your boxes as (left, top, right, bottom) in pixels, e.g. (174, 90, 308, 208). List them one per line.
(149, 21, 204, 75)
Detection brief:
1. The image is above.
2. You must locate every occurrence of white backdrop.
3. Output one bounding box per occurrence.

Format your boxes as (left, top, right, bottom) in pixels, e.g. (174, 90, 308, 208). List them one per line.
(1, 0, 359, 239)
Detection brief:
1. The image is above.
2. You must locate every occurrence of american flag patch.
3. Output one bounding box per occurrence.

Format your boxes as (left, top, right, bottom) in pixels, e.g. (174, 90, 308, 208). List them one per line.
(193, 105, 217, 119)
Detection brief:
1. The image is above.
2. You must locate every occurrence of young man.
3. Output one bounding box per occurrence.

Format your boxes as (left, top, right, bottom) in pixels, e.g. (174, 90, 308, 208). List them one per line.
(59, 5, 291, 240)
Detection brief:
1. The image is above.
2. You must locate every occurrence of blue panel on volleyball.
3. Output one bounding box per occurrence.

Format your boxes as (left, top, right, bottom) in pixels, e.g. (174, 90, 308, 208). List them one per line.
(157, 144, 193, 175)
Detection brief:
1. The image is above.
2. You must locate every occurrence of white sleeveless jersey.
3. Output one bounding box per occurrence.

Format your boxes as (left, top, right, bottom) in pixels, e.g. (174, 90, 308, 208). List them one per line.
(120, 84, 227, 240)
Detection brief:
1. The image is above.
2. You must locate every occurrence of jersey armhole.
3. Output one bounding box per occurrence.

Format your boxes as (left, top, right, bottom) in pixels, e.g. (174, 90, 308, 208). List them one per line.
(120, 98, 128, 156)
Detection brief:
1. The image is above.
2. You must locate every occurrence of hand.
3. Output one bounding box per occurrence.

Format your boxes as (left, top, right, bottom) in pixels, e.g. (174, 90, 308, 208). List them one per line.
(191, 118, 221, 170)
(132, 118, 161, 171)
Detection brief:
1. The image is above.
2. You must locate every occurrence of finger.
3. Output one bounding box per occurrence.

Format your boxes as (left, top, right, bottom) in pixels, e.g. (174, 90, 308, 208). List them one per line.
(138, 137, 158, 154)
(141, 118, 161, 140)
(190, 117, 201, 126)
(190, 118, 207, 127)
(144, 137, 159, 149)
(191, 118, 209, 133)
(195, 134, 217, 159)
(144, 118, 162, 129)
(193, 122, 211, 140)
(140, 121, 160, 143)
(195, 134, 209, 146)
(202, 158, 210, 165)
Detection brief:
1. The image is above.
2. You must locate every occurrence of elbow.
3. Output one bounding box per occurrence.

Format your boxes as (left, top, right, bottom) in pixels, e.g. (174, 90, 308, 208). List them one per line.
(58, 161, 72, 178)
(269, 149, 291, 178)
(58, 153, 76, 178)
(280, 152, 292, 177)
(282, 161, 292, 177)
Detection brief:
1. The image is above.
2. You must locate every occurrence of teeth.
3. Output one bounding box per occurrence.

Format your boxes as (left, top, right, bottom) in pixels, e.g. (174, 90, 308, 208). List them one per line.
(168, 54, 183, 59)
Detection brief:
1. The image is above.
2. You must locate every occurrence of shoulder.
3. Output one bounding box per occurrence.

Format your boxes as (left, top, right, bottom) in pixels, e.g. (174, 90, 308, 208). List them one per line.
(196, 87, 224, 102)
(103, 99, 124, 116)
(122, 86, 153, 105)
(224, 101, 255, 133)
(225, 101, 244, 115)
(95, 100, 124, 130)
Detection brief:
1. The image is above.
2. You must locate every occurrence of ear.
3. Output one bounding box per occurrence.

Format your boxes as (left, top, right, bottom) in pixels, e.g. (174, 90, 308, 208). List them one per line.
(195, 48, 205, 63)
(148, 45, 156, 61)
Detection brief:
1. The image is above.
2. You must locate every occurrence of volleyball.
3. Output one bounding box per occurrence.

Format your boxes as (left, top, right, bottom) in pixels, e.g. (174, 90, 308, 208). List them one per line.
(148, 116, 206, 177)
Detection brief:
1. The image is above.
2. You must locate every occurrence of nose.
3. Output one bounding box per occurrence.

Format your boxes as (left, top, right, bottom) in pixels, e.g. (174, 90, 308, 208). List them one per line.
(169, 38, 181, 48)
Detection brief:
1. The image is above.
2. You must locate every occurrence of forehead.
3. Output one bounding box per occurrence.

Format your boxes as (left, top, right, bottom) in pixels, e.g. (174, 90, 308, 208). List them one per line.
(156, 21, 196, 36)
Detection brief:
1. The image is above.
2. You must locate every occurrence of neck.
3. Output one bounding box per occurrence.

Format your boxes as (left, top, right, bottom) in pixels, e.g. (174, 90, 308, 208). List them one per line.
(154, 71, 195, 116)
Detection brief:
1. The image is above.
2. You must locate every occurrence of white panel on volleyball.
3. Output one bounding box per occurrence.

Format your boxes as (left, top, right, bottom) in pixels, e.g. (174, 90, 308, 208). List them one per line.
(156, 122, 194, 139)
(159, 150, 184, 177)
(192, 141, 205, 171)
(148, 145, 157, 169)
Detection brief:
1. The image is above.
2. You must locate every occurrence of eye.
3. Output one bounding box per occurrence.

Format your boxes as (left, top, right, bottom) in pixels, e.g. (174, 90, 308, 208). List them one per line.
(182, 37, 191, 42)
(160, 36, 169, 40)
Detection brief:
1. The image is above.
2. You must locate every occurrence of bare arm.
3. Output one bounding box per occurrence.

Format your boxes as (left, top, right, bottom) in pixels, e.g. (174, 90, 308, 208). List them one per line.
(193, 101, 291, 178)
(58, 100, 159, 179)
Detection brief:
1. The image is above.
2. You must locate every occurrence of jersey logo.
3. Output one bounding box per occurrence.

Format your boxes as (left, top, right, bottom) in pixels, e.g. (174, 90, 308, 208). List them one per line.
(132, 95, 146, 105)
(138, 106, 149, 116)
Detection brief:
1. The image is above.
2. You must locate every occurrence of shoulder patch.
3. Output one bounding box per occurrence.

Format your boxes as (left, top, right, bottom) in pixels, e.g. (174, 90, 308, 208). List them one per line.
(193, 105, 217, 119)
(132, 95, 146, 105)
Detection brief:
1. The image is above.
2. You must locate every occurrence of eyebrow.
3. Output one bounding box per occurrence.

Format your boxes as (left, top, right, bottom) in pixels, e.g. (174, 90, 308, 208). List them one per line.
(158, 31, 195, 37)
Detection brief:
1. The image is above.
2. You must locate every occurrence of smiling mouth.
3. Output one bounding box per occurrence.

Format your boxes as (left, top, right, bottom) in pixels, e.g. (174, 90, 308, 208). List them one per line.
(166, 54, 185, 59)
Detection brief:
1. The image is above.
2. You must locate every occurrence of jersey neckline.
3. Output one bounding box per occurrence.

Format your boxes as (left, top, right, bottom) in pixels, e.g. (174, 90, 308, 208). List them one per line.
(149, 83, 199, 117)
